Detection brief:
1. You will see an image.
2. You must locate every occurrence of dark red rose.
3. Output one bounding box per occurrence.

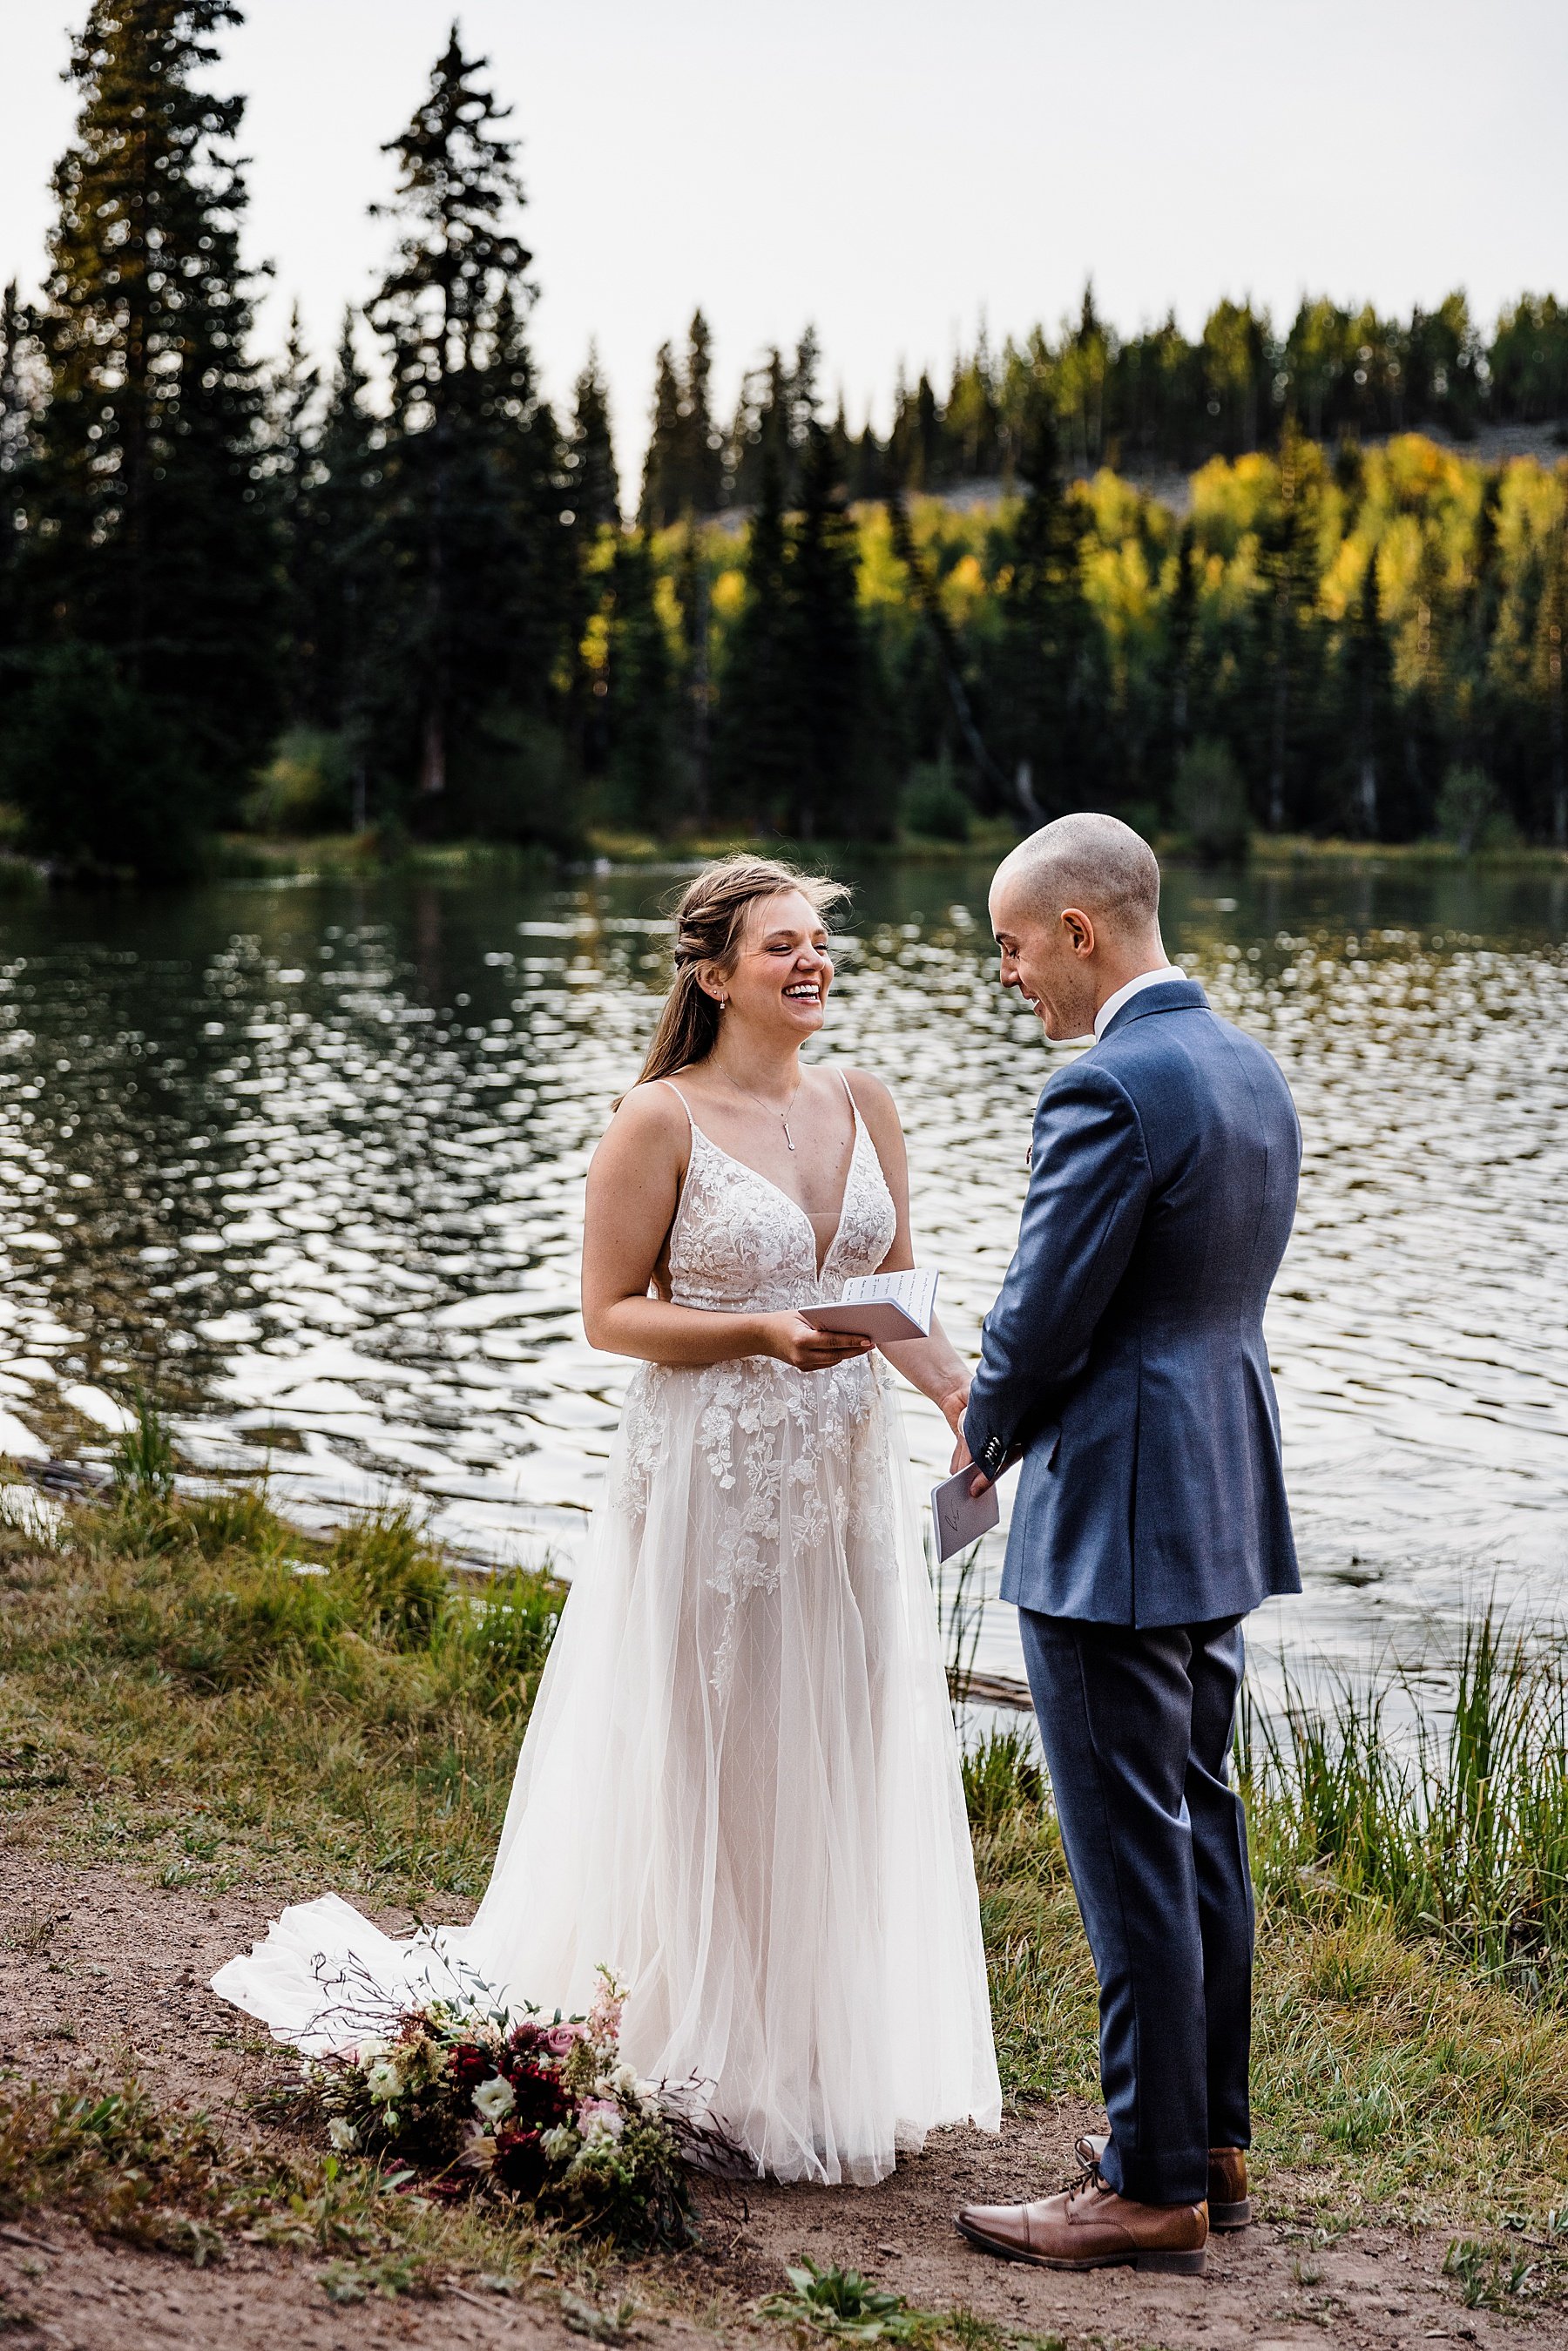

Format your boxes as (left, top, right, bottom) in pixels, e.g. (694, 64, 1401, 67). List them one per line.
(448, 2042, 491, 2090)
(494, 2125, 547, 2198)
(507, 2021, 548, 2058)
(505, 2057, 573, 2131)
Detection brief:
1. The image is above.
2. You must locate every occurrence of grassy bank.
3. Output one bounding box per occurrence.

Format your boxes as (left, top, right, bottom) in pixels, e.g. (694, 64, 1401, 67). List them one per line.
(211, 831, 562, 884)
(211, 822, 1568, 884)
(1249, 832, 1568, 873)
(3, 1472, 1568, 2263)
(211, 821, 1024, 882)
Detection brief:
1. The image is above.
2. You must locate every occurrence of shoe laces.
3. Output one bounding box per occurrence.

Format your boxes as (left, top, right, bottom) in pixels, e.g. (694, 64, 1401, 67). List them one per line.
(1055, 2150, 1103, 2198)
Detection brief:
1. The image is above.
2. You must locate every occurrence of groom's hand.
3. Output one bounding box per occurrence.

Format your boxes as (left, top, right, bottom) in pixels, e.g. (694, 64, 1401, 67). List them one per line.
(950, 1423, 996, 1496)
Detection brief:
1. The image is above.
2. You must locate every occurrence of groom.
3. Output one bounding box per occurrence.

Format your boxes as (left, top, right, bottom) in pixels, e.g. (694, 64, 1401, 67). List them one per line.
(953, 814, 1301, 2277)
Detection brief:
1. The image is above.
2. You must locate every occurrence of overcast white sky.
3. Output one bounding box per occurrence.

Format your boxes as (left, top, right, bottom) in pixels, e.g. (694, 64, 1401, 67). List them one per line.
(2, 1, 1564, 486)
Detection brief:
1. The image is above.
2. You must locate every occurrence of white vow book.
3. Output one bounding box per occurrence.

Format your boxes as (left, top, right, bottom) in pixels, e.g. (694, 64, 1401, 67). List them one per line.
(799, 1267, 939, 1344)
(929, 1463, 1001, 1563)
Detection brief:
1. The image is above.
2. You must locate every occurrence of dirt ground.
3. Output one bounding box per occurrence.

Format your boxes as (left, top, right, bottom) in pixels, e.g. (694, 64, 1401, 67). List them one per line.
(0, 1834, 1559, 2349)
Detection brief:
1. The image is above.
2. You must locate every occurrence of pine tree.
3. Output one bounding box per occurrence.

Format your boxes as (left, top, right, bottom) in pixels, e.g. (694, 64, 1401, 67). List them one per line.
(674, 522, 713, 820)
(678, 309, 723, 518)
(852, 422, 883, 503)
(713, 429, 884, 839)
(266, 303, 320, 726)
(602, 531, 676, 829)
(22, 0, 280, 858)
(1535, 512, 1566, 846)
(0, 282, 37, 664)
(996, 400, 1097, 812)
(0, 284, 32, 494)
(714, 448, 800, 824)
(947, 334, 1001, 478)
(1152, 519, 1200, 815)
(1344, 542, 1395, 837)
(825, 395, 854, 490)
(727, 346, 801, 509)
(639, 341, 682, 527)
(889, 368, 948, 489)
(639, 312, 724, 526)
(566, 344, 619, 531)
(791, 425, 887, 836)
(370, 24, 567, 822)
(291, 313, 383, 819)
(1253, 418, 1321, 830)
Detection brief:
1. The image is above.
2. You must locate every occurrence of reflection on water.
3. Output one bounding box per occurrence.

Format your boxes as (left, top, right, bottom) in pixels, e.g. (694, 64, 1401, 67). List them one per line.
(2, 857, 1565, 1693)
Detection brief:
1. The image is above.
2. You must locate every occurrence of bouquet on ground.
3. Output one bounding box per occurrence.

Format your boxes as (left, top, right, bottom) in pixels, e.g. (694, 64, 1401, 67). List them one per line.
(299, 1969, 697, 2249)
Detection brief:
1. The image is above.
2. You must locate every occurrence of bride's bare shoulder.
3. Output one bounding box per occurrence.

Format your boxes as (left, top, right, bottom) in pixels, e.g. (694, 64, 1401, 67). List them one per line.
(840, 1066, 900, 1125)
(601, 1077, 692, 1143)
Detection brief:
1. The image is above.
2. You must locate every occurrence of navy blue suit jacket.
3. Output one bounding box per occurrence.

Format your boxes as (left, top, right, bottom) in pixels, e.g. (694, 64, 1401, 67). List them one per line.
(963, 977, 1301, 1627)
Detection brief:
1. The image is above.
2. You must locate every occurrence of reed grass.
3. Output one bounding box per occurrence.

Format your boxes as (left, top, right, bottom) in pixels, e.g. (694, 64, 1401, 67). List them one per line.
(1242, 1611, 1568, 1997)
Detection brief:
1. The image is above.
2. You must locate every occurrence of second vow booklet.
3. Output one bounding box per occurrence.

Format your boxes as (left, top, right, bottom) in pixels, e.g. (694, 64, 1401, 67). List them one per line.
(929, 1463, 1002, 1562)
(799, 1267, 939, 1345)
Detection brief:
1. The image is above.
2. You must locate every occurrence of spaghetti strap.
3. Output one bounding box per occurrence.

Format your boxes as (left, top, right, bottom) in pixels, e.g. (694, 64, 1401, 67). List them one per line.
(656, 1078, 695, 1128)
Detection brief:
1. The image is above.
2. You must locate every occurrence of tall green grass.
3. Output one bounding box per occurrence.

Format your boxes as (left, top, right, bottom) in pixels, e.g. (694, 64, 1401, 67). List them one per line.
(958, 1604, 1568, 2000)
(1246, 1611, 1568, 1995)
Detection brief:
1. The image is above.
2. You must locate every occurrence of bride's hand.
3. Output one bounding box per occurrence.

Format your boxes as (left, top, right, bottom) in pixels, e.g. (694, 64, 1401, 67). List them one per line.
(938, 1379, 970, 1439)
(759, 1314, 876, 1373)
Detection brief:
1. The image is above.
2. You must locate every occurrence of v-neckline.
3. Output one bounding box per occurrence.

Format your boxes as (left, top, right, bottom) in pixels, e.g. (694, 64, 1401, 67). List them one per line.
(683, 1102, 862, 1281)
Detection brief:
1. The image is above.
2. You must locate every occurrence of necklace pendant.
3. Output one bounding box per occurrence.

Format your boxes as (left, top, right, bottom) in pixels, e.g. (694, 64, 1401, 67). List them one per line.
(782, 1121, 795, 1151)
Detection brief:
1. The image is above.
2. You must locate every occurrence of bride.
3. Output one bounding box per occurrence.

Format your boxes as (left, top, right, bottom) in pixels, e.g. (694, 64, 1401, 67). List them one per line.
(213, 854, 1002, 2185)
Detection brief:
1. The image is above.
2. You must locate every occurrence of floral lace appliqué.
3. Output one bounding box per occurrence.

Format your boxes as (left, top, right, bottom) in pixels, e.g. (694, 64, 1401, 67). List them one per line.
(634, 1095, 899, 1696)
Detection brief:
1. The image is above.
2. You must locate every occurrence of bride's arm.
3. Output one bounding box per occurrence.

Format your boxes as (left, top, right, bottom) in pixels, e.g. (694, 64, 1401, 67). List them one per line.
(844, 1071, 972, 1436)
(581, 1084, 876, 1374)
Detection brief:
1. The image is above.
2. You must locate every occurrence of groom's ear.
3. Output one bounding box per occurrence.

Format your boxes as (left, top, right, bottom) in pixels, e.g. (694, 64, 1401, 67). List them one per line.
(1061, 907, 1096, 957)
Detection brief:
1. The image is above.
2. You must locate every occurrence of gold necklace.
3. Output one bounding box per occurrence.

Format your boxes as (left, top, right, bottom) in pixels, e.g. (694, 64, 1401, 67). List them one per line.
(720, 1065, 803, 1152)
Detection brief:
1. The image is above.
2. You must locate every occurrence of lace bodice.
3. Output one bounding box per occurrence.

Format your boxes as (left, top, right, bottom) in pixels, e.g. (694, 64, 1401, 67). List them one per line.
(663, 1080, 897, 1314)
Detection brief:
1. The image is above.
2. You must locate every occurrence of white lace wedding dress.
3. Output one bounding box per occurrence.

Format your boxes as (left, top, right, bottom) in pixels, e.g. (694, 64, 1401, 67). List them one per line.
(212, 1078, 1002, 2185)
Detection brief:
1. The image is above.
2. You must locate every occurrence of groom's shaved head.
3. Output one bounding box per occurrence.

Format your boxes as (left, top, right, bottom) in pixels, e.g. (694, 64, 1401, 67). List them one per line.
(994, 813, 1160, 936)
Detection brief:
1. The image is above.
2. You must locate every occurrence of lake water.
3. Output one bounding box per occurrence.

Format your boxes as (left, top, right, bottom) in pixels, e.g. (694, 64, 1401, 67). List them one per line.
(3, 855, 1566, 1702)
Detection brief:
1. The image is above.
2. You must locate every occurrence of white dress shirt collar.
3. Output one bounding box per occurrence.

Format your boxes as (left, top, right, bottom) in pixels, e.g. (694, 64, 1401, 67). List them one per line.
(1092, 964, 1185, 1041)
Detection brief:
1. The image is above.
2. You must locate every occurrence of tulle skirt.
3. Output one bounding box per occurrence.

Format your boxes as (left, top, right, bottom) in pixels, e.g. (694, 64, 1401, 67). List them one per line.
(212, 1354, 1002, 2184)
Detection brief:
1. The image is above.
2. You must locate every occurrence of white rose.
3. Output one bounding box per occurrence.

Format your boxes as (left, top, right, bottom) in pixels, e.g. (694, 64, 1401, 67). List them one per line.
(328, 2118, 358, 2152)
(364, 2058, 402, 2104)
(472, 2074, 516, 2125)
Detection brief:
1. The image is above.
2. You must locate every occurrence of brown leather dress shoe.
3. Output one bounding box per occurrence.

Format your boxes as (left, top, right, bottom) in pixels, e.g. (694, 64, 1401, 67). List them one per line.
(1075, 2132, 1253, 2229)
(955, 2176, 1207, 2274)
(1205, 2145, 1251, 2227)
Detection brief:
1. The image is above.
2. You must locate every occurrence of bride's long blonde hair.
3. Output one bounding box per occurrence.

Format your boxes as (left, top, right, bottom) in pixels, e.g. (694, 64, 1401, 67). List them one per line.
(635, 855, 849, 1090)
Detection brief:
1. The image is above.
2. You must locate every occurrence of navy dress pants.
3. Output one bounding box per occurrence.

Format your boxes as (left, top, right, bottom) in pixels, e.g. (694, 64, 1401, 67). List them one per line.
(1016, 1610, 1254, 2208)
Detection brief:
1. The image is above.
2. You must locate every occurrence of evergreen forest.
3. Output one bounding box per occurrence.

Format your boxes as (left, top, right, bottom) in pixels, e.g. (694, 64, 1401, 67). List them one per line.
(1, 3, 1565, 875)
